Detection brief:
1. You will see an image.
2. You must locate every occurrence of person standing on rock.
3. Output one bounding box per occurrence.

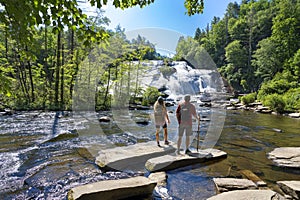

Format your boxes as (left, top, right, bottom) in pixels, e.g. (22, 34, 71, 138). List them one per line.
(154, 96, 171, 147)
(176, 95, 200, 154)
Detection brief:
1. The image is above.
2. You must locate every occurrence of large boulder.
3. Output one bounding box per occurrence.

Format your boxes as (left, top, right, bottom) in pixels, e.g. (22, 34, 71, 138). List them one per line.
(145, 149, 227, 172)
(68, 176, 156, 200)
(95, 141, 176, 171)
(267, 147, 300, 168)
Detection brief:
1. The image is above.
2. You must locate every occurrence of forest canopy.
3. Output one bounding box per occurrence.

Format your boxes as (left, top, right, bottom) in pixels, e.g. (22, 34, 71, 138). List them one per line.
(0, 0, 299, 113)
(175, 0, 300, 113)
(0, 0, 203, 110)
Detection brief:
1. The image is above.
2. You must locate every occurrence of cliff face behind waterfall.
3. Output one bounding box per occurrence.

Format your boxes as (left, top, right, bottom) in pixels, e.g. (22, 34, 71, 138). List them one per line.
(138, 60, 228, 100)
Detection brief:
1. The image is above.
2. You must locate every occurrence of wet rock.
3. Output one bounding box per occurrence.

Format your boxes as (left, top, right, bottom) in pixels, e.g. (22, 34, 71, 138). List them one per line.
(134, 118, 149, 126)
(99, 116, 111, 122)
(289, 113, 300, 118)
(199, 102, 212, 107)
(260, 109, 273, 114)
(226, 106, 237, 110)
(149, 172, 171, 199)
(272, 128, 283, 133)
(255, 106, 272, 113)
(68, 176, 156, 200)
(229, 98, 240, 104)
(212, 178, 257, 192)
(267, 147, 300, 168)
(165, 102, 174, 107)
(2, 109, 14, 116)
(277, 181, 300, 199)
(248, 102, 263, 107)
(207, 190, 285, 200)
(148, 172, 167, 186)
(145, 149, 227, 172)
(95, 141, 176, 171)
(129, 105, 150, 110)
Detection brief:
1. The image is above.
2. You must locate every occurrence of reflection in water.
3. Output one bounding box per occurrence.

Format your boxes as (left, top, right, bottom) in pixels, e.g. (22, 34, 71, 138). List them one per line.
(0, 109, 299, 199)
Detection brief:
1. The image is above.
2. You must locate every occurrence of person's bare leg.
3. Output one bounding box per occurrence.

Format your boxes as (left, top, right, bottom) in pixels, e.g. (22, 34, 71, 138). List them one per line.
(185, 126, 192, 153)
(186, 135, 190, 150)
(177, 136, 182, 154)
(163, 128, 169, 144)
(156, 129, 161, 147)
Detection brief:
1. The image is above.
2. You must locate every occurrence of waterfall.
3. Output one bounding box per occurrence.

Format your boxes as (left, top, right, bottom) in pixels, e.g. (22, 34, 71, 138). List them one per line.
(141, 60, 226, 100)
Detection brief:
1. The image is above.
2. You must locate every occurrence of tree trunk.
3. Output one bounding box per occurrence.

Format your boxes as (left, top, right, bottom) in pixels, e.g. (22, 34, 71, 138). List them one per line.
(134, 61, 140, 101)
(55, 30, 61, 108)
(69, 23, 76, 100)
(104, 65, 111, 107)
(44, 25, 52, 87)
(60, 44, 64, 109)
(5, 30, 8, 59)
(26, 46, 35, 102)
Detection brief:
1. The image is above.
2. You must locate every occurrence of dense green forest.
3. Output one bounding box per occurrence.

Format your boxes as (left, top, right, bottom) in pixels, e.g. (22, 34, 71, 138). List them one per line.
(175, 0, 299, 113)
(0, 0, 299, 113)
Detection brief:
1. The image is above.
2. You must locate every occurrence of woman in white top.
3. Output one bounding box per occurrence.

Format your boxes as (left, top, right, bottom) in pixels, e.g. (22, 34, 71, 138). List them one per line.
(154, 96, 170, 147)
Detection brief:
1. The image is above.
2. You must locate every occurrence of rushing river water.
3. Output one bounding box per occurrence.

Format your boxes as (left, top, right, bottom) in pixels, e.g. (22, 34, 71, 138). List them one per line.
(0, 106, 299, 200)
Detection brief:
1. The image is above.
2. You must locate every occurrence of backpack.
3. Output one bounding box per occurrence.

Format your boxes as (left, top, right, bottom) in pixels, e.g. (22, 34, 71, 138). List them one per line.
(180, 103, 191, 122)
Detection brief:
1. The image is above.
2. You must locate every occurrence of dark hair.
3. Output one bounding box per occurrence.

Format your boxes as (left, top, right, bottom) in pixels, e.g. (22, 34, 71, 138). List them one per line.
(157, 96, 164, 103)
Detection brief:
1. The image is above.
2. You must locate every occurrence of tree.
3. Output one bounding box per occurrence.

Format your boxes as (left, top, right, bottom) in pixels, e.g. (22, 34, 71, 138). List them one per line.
(253, 38, 282, 83)
(221, 40, 248, 91)
(272, 0, 300, 60)
(0, 0, 204, 46)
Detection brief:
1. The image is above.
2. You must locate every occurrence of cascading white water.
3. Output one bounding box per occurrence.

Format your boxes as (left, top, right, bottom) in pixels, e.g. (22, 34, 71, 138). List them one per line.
(140, 60, 226, 101)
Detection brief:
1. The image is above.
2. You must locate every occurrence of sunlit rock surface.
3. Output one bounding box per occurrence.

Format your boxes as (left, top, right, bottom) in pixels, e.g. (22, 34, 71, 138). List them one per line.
(212, 178, 257, 192)
(268, 147, 300, 168)
(95, 141, 176, 171)
(145, 149, 227, 172)
(277, 181, 300, 199)
(207, 190, 284, 200)
(68, 176, 156, 200)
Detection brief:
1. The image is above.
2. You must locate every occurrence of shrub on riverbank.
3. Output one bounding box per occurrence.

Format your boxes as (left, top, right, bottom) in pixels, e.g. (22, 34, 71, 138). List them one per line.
(257, 71, 299, 113)
(262, 94, 285, 113)
(240, 92, 257, 105)
(283, 88, 300, 112)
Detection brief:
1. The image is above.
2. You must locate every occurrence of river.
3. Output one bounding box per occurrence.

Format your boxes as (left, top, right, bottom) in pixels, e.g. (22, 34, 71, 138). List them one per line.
(0, 107, 299, 200)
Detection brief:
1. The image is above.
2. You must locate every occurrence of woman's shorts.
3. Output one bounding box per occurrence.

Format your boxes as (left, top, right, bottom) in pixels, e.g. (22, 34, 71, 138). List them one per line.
(156, 123, 167, 129)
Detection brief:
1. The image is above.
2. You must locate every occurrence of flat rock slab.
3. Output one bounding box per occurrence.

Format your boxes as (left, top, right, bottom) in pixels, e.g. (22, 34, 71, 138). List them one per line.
(68, 176, 156, 200)
(289, 113, 300, 118)
(95, 141, 176, 171)
(277, 181, 300, 199)
(267, 147, 300, 168)
(145, 149, 227, 172)
(213, 178, 257, 192)
(207, 190, 284, 200)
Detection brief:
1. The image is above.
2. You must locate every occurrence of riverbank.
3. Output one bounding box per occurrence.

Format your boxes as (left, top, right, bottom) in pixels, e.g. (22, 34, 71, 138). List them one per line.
(225, 99, 300, 119)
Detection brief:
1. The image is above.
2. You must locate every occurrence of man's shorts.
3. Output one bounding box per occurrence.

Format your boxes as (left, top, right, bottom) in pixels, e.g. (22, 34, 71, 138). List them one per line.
(178, 124, 192, 136)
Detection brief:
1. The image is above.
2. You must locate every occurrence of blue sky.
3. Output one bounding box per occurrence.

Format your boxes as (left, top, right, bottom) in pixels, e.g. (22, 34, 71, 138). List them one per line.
(102, 0, 238, 36)
(81, 0, 239, 54)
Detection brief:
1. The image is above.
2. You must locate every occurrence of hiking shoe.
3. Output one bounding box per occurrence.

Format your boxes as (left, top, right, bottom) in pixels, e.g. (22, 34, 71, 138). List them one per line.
(185, 149, 192, 154)
(164, 140, 170, 145)
(175, 150, 181, 155)
(157, 142, 161, 147)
